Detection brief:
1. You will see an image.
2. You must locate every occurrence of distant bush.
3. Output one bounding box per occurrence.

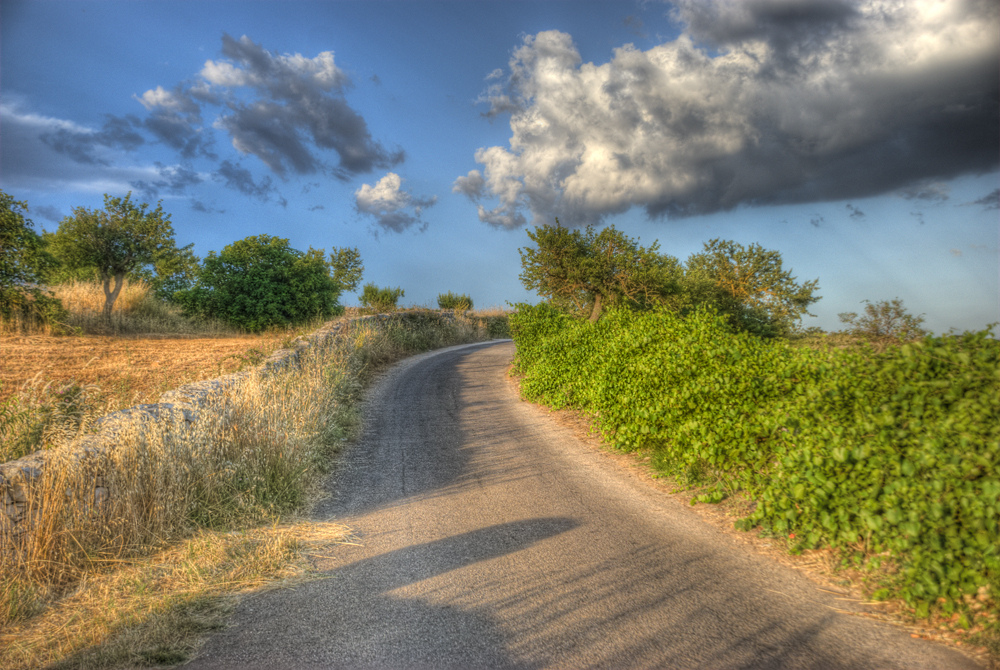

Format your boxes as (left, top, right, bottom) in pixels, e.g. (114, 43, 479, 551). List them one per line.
(360, 283, 404, 312)
(437, 291, 473, 310)
(510, 303, 999, 621)
(838, 298, 927, 348)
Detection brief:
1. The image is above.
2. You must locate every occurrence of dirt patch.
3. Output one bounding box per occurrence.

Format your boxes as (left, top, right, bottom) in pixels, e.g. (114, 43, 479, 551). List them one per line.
(0, 333, 291, 412)
(505, 367, 996, 669)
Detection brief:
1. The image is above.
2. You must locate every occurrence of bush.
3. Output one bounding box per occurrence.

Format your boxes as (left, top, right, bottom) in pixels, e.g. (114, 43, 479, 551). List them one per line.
(176, 235, 341, 332)
(437, 291, 473, 310)
(510, 303, 999, 618)
(359, 283, 404, 312)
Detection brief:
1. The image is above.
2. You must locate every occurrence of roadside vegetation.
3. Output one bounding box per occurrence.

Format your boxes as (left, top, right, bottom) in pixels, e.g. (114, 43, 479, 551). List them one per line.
(0, 310, 505, 669)
(0, 188, 510, 668)
(511, 222, 999, 660)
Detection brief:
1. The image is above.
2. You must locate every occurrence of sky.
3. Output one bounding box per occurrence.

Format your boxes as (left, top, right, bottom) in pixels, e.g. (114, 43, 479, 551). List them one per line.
(2, 0, 998, 334)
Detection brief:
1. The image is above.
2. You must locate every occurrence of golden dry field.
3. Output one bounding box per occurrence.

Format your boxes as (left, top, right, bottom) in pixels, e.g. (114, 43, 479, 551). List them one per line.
(0, 332, 293, 412)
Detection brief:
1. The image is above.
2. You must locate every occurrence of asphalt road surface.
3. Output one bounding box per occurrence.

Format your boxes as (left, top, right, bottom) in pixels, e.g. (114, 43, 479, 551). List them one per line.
(186, 340, 982, 669)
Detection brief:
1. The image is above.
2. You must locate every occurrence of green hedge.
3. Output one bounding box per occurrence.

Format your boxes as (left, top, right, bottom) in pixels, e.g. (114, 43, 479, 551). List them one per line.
(510, 303, 999, 615)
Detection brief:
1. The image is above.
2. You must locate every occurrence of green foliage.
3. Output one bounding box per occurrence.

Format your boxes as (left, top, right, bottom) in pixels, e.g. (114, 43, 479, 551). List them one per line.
(359, 283, 404, 312)
(0, 191, 68, 331)
(684, 238, 820, 337)
(48, 193, 183, 319)
(176, 235, 342, 332)
(519, 221, 682, 322)
(437, 291, 473, 310)
(510, 304, 999, 617)
(329, 246, 364, 293)
(838, 297, 927, 346)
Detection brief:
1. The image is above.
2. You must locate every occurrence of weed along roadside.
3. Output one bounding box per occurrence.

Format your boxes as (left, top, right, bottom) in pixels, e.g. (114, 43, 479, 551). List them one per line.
(509, 304, 1000, 663)
(0, 309, 509, 670)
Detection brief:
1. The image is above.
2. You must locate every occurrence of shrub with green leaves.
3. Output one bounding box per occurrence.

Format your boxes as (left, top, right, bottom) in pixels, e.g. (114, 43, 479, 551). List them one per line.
(176, 235, 342, 332)
(359, 283, 404, 312)
(510, 303, 999, 618)
(437, 291, 473, 310)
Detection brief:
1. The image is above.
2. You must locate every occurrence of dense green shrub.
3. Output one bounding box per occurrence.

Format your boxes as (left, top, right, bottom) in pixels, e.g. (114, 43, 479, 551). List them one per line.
(510, 303, 999, 616)
(437, 291, 473, 310)
(360, 283, 404, 312)
(176, 235, 341, 332)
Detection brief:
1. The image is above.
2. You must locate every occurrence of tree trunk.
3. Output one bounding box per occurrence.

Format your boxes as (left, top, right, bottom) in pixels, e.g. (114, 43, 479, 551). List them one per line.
(588, 293, 603, 323)
(102, 272, 126, 323)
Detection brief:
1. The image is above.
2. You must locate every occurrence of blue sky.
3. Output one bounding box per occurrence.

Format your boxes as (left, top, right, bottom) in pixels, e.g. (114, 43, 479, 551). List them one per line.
(2, 0, 997, 334)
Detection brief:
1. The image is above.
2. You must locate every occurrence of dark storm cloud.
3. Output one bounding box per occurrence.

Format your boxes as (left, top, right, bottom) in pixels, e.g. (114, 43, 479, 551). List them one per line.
(130, 163, 203, 200)
(461, 2, 1000, 228)
(39, 114, 145, 165)
(33, 205, 64, 223)
(199, 34, 403, 177)
(968, 188, 1000, 210)
(214, 160, 276, 201)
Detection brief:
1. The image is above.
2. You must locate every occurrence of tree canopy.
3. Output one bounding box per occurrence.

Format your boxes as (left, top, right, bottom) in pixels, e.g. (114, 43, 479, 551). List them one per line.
(176, 234, 343, 331)
(329, 246, 364, 294)
(684, 238, 820, 337)
(518, 222, 681, 322)
(0, 191, 65, 328)
(49, 193, 182, 320)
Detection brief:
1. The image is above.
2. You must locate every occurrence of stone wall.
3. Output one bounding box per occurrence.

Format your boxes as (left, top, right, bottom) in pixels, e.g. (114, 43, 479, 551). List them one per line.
(0, 311, 458, 544)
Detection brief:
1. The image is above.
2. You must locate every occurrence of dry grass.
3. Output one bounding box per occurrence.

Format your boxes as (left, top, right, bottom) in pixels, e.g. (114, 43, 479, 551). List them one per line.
(0, 521, 351, 670)
(1, 279, 242, 337)
(0, 310, 505, 669)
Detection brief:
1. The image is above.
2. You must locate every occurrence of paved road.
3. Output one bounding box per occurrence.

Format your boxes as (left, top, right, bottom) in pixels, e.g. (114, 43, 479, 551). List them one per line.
(187, 340, 982, 669)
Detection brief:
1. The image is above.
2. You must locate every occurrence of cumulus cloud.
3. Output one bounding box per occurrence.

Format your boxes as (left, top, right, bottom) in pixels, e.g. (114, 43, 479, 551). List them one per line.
(355, 172, 437, 233)
(460, 2, 999, 227)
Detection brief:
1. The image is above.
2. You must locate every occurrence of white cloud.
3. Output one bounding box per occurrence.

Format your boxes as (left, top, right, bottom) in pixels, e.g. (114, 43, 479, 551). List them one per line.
(460, 2, 999, 228)
(355, 172, 437, 233)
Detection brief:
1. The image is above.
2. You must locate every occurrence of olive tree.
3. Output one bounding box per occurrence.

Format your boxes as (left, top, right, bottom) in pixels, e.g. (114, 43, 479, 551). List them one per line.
(49, 193, 181, 321)
(684, 239, 820, 337)
(519, 221, 681, 322)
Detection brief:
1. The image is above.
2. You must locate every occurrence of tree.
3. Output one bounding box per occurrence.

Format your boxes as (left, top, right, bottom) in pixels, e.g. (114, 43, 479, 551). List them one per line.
(684, 239, 820, 337)
(838, 298, 927, 346)
(329, 246, 364, 293)
(437, 291, 473, 310)
(0, 191, 66, 328)
(360, 283, 404, 312)
(519, 221, 681, 322)
(48, 193, 180, 321)
(176, 234, 342, 332)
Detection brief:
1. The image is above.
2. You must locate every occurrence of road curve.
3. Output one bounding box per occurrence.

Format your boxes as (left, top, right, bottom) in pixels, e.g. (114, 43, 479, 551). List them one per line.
(187, 340, 982, 670)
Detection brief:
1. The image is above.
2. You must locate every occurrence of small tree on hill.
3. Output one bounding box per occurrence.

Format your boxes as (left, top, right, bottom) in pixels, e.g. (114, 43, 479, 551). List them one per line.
(330, 246, 364, 294)
(176, 234, 342, 332)
(519, 221, 681, 322)
(360, 283, 404, 312)
(437, 291, 473, 310)
(684, 239, 820, 337)
(838, 298, 927, 346)
(49, 193, 182, 321)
